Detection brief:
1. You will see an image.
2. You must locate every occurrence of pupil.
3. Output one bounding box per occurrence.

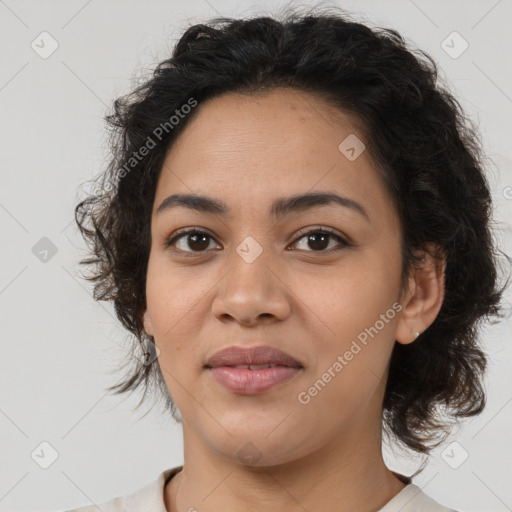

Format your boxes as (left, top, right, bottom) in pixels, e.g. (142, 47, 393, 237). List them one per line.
(189, 233, 209, 251)
(309, 233, 328, 251)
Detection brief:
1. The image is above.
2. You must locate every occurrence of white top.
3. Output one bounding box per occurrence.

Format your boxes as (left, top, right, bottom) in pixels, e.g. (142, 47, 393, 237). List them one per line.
(61, 466, 457, 512)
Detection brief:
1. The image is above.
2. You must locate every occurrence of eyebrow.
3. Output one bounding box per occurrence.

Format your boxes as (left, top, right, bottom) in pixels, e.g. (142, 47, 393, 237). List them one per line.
(156, 191, 370, 222)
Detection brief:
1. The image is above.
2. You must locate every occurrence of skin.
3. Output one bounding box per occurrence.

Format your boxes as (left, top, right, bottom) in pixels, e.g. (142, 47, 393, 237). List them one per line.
(142, 87, 445, 512)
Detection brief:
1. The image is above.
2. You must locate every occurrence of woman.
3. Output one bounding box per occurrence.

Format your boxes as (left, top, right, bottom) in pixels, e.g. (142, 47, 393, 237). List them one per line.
(71, 6, 506, 512)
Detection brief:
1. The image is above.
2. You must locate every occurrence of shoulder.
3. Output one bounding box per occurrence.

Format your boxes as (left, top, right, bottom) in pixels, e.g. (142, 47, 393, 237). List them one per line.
(59, 466, 182, 512)
(378, 483, 458, 512)
(62, 495, 126, 512)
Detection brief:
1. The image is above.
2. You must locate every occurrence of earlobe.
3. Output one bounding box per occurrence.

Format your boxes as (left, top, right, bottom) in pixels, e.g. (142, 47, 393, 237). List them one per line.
(143, 310, 154, 336)
(395, 244, 446, 345)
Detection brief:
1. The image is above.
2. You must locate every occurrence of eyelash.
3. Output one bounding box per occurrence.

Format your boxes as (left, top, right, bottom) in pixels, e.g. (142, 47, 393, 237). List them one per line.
(164, 227, 350, 256)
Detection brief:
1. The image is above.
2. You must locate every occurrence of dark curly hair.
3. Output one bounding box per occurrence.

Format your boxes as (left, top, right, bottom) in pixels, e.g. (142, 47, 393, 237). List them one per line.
(74, 5, 509, 458)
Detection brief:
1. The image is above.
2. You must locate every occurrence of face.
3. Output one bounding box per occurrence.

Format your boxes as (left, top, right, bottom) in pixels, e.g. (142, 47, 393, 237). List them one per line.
(143, 87, 412, 466)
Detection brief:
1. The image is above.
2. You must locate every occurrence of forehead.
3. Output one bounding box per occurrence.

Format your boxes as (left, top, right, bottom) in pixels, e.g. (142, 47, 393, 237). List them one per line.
(153, 87, 395, 226)
(167, 87, 364, 163)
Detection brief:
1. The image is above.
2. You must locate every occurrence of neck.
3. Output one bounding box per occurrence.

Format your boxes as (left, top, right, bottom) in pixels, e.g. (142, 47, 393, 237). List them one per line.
(165, 419, 406, 512)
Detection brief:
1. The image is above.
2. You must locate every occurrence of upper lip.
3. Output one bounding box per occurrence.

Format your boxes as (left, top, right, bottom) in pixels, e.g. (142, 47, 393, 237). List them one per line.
(205, 345, 303, 368)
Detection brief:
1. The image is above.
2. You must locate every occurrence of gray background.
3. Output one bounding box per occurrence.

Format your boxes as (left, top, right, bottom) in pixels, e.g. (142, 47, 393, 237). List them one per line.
(0, 0, 511, 511)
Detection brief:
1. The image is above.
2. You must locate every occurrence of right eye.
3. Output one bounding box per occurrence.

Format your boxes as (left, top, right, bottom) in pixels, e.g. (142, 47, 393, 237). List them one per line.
(165, 229, 221, 254)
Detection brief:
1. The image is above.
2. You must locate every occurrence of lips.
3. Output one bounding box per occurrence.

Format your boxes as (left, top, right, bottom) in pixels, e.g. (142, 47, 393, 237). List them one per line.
(205, 345, 303, 369)
(204, 345, 304, 394)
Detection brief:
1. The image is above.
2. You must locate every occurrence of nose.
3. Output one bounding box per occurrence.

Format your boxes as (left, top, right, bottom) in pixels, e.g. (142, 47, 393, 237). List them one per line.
(211, 246, 292, 327)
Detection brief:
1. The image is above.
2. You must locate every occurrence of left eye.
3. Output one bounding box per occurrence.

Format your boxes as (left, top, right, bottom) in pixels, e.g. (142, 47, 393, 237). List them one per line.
(291, 229, 349, 252)
(165, 228, 349, 254)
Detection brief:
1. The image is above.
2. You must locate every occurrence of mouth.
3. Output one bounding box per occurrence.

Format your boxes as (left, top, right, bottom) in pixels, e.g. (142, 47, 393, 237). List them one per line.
(222, 363, 289, 369)
(204, 345, 304, 394)
(205, 345, 303, 369)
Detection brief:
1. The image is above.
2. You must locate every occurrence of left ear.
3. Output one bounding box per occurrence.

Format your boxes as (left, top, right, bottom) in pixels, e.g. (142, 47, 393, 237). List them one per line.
(142, 310, 154, 337)
(395, 243, 446, 345)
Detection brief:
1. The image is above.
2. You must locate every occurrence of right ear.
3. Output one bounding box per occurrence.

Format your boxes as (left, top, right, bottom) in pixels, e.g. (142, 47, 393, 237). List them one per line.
(143, 310, 154, 336)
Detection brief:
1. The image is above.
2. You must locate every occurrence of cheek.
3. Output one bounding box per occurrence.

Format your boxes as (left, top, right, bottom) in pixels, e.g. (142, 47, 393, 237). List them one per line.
(146, 256, 201, 326)
(293, 257, 400, 339)
(145, 257, 213, 369)
(294, 258, 401, 401)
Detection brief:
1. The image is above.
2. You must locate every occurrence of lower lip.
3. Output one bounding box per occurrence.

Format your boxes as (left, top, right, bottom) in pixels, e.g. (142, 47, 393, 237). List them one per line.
(207, 366, 302, 394)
